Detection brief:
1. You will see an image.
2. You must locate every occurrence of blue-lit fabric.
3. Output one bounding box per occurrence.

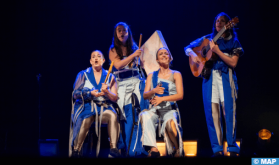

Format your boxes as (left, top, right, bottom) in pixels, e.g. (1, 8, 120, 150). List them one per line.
(112, 57, 141, 80)
(115, 69, 139, 79)
(70, 67, 114, 147)
(213, 35, 244, 73)
(184, 34, 244, 74)
(73, 68, 112, 104)
(152, 70, 176, 108)
(111, 57, 149, 156)
(152, 70, 169, 97)
(184, 33, 243, 154)
(87, 68, 107, 92)
(135, 70, 183, 156)
(156, 81, 169, 97)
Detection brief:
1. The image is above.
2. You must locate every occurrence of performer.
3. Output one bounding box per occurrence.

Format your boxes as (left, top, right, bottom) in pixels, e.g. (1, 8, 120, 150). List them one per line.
(134, 47, 184, 157)
(109, 22, 149, 156)
(184, 12, 244, 157)
(69, 50, 121, 158)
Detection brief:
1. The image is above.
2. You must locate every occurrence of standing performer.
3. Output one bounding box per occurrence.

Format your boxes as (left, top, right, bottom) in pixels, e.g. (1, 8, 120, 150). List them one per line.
(109, 22, 148, 156)
(135, 47, 184, 157)
(184, 12, 244, 157)
(69, 50, 121, 158)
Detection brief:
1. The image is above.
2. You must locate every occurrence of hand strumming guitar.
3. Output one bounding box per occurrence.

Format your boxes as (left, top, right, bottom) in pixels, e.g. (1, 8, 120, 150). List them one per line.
(209, 40, 221, 55)
(189, 50, 201, 64)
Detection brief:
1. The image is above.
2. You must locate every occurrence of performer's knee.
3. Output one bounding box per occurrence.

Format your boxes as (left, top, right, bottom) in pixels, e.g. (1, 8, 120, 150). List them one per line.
(81, 116, 94, 130)
(211, 103, 221, 119)
(166, 119, 177, 136)
(109, 111, 117, 123)
(102, 110, 117, 124)
(140, 111, 151, 120)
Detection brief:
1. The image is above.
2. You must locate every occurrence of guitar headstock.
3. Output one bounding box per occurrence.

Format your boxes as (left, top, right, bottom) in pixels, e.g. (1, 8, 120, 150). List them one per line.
(225, 17, 239, 29)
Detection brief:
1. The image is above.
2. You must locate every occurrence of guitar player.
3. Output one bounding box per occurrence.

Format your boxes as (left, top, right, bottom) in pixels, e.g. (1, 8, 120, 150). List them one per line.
(184, 12, 244, 157)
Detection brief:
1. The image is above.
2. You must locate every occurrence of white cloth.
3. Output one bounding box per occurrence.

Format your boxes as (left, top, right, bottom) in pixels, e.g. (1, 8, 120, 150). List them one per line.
(116, 76, 141, 120)
(211, 69, 224, 103)
(140, 109, 178, 148)
(211, 52, 230, 104)
(133, 74, 183, 156)
(137, 108, 183, 156)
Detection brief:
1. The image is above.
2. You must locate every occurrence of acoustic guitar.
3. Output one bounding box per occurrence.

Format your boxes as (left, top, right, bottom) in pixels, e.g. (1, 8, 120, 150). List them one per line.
(189, 17, 239, 79)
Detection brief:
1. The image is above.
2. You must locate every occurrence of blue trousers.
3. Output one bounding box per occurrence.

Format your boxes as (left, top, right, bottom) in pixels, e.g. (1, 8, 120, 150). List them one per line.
(117, 103, 144, 156)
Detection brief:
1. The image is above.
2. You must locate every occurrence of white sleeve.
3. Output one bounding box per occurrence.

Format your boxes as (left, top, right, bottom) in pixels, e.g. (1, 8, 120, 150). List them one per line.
(185, 48, 194, 56)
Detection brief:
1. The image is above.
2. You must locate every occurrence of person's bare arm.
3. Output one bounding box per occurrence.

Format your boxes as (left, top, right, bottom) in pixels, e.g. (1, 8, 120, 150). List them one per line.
(143, 73, 164, 100)
(150, 71, 184, 106)
(100, 74, 118, 102)
(209, 40, 239, 68)
(109, 48, 142, 70)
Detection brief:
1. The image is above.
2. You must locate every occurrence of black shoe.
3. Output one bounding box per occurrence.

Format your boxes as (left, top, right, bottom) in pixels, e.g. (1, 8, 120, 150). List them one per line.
(148, 151, 161, 158)
(72, 149, 81, 158)
(108, 148, 122, 158)
(230, 152, 239, 157)
(212, 151, 224, 157)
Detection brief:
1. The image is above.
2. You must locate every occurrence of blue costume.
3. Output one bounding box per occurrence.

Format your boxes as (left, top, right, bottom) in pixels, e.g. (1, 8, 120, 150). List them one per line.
(69, 67, 116, 157)
(134, 70, 183, 157)
(184, 33, 244, 154)
(112, 58, 149, 156)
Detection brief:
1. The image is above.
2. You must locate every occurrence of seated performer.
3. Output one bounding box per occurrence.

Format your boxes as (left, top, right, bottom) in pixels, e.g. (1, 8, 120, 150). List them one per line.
(134, 47, 184, 157)
(69, 50, 121, 158)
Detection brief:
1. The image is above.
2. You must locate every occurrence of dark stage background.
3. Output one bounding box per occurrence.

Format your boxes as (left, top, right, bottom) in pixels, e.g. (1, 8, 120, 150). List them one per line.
(2, 0, 278, 157)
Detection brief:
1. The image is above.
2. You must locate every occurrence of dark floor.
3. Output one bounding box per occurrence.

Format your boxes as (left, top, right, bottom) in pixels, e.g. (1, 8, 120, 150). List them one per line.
(0, 149, 257, 165)
(0, 146, 272, 157)
(1, 144, 278, 165)
(1, 127, 278, 163)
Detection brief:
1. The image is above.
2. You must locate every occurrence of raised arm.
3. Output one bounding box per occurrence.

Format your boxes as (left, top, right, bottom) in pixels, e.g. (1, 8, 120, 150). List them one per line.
(101, 74, 118, 102)
(109, 48, 142, 70)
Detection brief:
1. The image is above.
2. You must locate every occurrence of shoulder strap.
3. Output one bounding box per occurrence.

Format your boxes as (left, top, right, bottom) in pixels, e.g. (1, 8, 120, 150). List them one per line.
(168, 71, 175, 83)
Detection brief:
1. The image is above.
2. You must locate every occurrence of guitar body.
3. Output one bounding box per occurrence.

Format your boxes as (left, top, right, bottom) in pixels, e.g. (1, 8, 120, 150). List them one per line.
(189, 38, 218, 78)
(188, 17, 239, 79)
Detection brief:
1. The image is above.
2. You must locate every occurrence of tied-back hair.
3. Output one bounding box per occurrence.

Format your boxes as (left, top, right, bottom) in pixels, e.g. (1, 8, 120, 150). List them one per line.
(211, 12, 238, 40)
(156, 47, 173, 66)
(109, 22, 138, 67)
(91, 50, 104, 59)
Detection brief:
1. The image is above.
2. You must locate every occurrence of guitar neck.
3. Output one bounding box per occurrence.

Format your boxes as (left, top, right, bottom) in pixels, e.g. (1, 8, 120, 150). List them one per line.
(212, 27, 226, 42)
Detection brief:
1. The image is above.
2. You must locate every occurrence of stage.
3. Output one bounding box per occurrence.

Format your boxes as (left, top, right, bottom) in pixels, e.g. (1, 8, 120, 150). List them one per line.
(1, 0, 278, 162)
